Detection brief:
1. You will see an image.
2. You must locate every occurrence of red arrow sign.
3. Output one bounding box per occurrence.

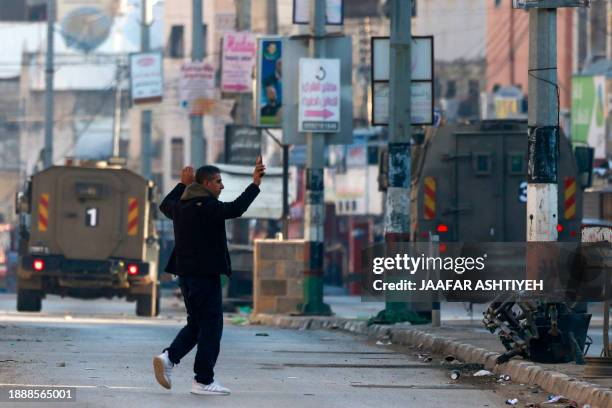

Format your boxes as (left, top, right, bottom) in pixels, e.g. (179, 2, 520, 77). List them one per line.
(305, 109, 334, 119)
(224, 83, 249, 92)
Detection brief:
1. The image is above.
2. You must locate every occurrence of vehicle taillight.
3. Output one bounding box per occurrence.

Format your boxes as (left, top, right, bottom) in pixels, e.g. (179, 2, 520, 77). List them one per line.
(127, 264, 139, 275)
(437, 224, 449, 233)
(33, 259, 45, 271)
(557, 224, 564, 233)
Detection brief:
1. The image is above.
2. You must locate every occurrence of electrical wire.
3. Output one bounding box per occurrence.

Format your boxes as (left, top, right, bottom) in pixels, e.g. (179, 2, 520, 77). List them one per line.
(527, 66, 560, 126)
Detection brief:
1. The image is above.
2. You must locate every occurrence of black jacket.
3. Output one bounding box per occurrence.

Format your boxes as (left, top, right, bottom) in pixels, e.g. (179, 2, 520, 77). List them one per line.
(159, 182, 260, 277)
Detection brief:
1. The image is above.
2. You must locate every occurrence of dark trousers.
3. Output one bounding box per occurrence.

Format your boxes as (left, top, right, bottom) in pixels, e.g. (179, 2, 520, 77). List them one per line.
(166, 275, 223, 385)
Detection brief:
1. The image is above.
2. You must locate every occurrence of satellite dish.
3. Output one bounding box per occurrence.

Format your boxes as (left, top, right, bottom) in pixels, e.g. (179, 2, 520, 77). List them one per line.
(60, 7, 113, 53)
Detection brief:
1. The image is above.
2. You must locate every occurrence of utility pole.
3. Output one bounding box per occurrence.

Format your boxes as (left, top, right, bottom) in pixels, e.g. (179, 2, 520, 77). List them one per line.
(190, 0, 206, 166)
(262, 0, 287, 238)
(235, 0, 252, 126)
(43, 0, 55, 168)
(371, 0, 425, 325)
(266, 0, 278, 34)
(301, 0, 330, 315)
(587, 0, 607, 63)
(526, 8, 559, 244)
(141, 0, 152, 177)
(509, 4, 515, 85)
(112, 63, 122, 158)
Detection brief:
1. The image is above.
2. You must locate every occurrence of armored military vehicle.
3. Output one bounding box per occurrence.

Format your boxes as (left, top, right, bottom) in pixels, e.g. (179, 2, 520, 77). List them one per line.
(412, 120, 583, 242)
(408, 120, 593, 364)
(15, 162, 160, 316)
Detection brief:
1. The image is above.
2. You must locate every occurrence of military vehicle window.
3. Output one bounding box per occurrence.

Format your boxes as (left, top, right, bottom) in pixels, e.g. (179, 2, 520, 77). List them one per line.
(473, 153, 491, 175)
(508, 153, 524, 175)
(75, 183, 104, 199)
(85, 207, 98, 227)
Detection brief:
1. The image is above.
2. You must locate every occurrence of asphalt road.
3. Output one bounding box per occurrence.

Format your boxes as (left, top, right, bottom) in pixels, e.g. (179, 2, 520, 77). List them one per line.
(0, 294, 517, 408)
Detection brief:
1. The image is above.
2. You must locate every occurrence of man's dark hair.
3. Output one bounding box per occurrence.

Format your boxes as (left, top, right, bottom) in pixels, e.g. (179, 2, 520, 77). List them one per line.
(195, 165, 221, 184)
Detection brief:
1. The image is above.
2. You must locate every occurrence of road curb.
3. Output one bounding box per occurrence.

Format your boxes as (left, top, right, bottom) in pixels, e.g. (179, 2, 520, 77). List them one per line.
(250, 313, 612, 408)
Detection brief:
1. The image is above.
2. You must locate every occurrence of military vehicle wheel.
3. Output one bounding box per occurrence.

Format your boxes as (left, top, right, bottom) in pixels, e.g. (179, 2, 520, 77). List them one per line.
(136, 294, 154, 316)
(17, 290, 42, 312)
(154, 290, 161, 316)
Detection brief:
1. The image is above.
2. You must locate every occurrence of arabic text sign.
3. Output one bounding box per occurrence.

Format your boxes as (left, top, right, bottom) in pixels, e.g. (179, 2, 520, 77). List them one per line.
(293, 0, 343, 25)
(180, 61, 216, 116)
(298, 58, 340, 133)
(221, 32, 256, 94)
(130, 52, 163, 105)
(225, 126, 262, 165)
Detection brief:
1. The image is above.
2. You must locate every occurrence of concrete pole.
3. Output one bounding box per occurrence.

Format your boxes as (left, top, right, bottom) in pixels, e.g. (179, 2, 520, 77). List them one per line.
(229, 0, 253, 248)
(509, 4, 515, 85)
(112, 63, 122, 157)
(141, 0, 152, 177)
(372, 0, 425, 324)
(266, 0, 278, 34)
(385, 0, 412, 244)
(43, 0, 55, 168)
(526, 8, 558, 244)
(264, 0, 285, 237)
(301, 0, 330, 315)
(190, 0, 206, 167)
(282, 144, 289, 238)
(573, 6, 588, 73)
(608, 0, 612, 61)
(236, 0, 252, 126)
(587, 0, 607, 63)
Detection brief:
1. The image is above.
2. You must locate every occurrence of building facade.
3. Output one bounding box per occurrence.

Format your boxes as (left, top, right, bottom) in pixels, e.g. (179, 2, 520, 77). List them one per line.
(486, 0, 574, 110)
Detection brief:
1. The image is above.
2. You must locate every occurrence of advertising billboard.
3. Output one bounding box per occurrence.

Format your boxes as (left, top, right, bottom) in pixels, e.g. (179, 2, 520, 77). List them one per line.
(256, 37, 283, 127)
(571, 75, 606, 159)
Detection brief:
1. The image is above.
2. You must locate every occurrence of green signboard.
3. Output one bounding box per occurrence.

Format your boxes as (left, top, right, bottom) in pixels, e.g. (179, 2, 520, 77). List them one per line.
(571, 75, 606, 158)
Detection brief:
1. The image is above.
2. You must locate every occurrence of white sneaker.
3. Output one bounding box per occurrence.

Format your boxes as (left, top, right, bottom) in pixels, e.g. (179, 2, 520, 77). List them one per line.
(191, 379, 231, 395)
(153, 351, 174, 389)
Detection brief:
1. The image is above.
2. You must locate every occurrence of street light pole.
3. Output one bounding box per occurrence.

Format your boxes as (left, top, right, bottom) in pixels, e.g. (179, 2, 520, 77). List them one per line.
(43, 0, 55, 168)
(371, 0, 427, 325)
(235, 0, 253, 128)
(263, 129, 289, 238)
(190, 0, 206, 167)
(526, 8, 558, 243)
(301, 0, 331, 315)
(141, 0, 152, 177)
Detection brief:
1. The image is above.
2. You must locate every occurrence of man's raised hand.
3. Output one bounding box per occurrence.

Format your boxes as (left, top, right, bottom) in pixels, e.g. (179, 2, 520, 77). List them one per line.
(253, 156, 266, 186)
(181, 166, 195, 185)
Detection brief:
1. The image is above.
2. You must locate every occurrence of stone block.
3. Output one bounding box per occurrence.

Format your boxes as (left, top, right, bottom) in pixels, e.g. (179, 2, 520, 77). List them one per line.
(277, 261, 305, 279)
(285, 278, 303, 298)
(275, 297, 301, 313)
(254, 259, 279, 279)
(260, 279, 287, 296)
(254, 296, 276, 314)
(256, 240, 306, 261)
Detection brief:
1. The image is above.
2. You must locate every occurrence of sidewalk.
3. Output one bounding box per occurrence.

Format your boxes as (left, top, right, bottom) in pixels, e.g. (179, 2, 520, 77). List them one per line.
(251, 295, 612, 408)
